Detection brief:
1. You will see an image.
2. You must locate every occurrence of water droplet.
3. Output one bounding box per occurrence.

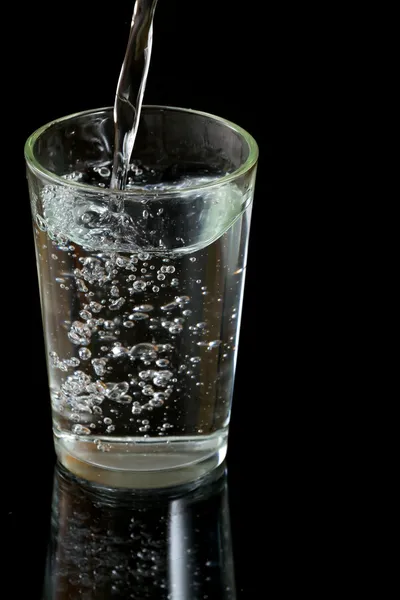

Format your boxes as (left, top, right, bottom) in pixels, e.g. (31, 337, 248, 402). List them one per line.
(72, 424, 91, 435)
(68, 321, 91, 345)
(92, 358, 107, 376)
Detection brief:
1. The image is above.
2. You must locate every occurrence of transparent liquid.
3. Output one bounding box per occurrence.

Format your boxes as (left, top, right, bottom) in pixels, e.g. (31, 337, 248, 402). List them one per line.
(33, 168, 251, 476)
(111, 0, 158, 190)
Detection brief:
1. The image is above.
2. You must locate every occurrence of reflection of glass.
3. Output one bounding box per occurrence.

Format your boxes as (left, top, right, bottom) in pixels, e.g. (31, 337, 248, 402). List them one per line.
(42, 461, 236, 599)
(25, 106, 258, 486)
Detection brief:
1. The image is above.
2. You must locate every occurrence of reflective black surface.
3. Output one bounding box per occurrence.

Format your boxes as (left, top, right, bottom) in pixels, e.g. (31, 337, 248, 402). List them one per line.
(42, 462, 235, 599)
(6, 455, 259, 599)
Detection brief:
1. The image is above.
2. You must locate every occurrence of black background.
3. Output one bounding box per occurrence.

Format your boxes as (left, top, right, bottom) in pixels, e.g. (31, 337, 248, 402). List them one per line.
(6, 2, 270, 597)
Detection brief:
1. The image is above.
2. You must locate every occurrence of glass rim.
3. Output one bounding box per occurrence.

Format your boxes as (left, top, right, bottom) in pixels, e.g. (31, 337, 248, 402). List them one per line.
(24, 105, 259, 197)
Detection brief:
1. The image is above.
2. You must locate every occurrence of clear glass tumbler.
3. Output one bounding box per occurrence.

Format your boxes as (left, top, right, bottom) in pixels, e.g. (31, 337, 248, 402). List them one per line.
(25, 106, 258, 487)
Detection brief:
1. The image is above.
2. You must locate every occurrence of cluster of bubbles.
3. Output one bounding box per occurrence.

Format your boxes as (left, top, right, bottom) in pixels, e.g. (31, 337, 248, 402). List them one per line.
(43, 243, 224, 441)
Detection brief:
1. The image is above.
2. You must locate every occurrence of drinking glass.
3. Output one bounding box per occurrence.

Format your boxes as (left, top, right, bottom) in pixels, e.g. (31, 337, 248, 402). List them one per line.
(25, 106, 258, 487)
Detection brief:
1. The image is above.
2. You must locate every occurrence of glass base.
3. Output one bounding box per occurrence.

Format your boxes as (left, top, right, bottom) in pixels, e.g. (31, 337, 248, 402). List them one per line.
(54, 430, 228, 489)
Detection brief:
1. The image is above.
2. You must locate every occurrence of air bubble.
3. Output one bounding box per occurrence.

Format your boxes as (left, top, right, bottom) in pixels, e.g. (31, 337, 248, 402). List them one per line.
(129, 343, 158, 361)
(111, 345, 129, 357)
(72, 424, 91, 435)
(79, 310, 92, 321)
(139, 370, 155, 381)
(132, 280, 146, 292)
(109, 297, 125, 310)
(68, 321, 91, 346)
(157, 273, 166, 281)
(161, 301, 178, 311)
(153, 371, 173, 387)
(175, 296, 190, 304)
(156, 359, 170, 368)
(190, 357, 201, 363)
(208, 340, 222, 348)
(142, 385, 154, 396)
(106, 381, 130, 402)
(66, 357, 80, 367)
(106, 425, 115, 433)
(152, 286, 160, 292)
(76, 279, 89, 293)
(169, 324, 183, 334)
(110, 286, 119, 297)
(36, 215, 47, 231)
(104, 417, 112, 425)
(123, 320, 134, 328)
(92, 358, 107, 376)
(189, 257, 196, 262)
(89, 301, 103, 313)
(149, 392, 165, 407)
(99, 167, 110, 178)
(129, 312, 149, 321)
(132, 304, 154, 312)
